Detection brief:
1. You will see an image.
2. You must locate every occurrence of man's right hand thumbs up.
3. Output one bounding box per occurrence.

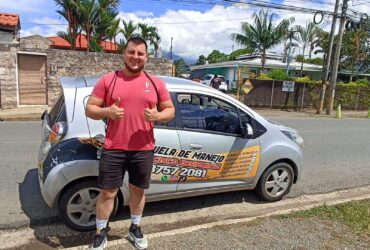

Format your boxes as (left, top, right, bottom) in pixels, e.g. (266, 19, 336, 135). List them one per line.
(109, 97, 124, 120)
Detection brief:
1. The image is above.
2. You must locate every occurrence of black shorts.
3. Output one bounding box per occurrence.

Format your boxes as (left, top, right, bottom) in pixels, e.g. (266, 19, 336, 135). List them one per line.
(98, 149, 154, 190)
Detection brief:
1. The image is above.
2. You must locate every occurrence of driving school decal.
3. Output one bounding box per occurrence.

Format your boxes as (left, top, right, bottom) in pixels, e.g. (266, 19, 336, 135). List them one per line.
(152, 145, 260, 182)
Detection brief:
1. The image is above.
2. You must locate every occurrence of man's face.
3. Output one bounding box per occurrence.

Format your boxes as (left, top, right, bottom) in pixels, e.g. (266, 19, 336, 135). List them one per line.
(123, 42, 148, 74)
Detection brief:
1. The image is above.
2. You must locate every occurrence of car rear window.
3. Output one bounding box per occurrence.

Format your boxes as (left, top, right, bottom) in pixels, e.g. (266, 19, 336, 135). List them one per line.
(49, 95, 67, 125)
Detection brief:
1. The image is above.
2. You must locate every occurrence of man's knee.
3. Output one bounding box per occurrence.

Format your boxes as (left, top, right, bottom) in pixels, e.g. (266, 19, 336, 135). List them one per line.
(99, 188, 118, 201)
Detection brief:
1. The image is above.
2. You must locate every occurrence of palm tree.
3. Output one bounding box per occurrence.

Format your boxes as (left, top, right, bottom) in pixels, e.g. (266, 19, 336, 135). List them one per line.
(138, 23, 161, 56)
(106, 18, 121, 52)
(75, 0, 100, 52)
(98, 0, 119, 10)
(95, 8, 118, 44)
(55, 0, 79, 49)
(121, 20, 138, 42)
(295, 21, 317, 76)
(231, 9, 294, 71)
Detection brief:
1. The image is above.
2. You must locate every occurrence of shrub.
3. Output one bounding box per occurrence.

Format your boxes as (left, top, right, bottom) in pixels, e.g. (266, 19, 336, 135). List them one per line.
(256, 73, 272, 80)
(267, 69, 292, 80)
(355, 78, 369, 86)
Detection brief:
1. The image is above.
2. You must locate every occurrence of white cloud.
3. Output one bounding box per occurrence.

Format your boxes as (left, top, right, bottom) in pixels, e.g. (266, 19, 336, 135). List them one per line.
(20, 17, 67, 37)
(117, 2, 346, 60)
(119, 5, 258, 60)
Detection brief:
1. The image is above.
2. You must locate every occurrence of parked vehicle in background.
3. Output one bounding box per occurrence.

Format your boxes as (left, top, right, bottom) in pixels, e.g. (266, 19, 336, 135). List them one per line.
(38, 75, 304, 232)
(200, 74, 228, 93)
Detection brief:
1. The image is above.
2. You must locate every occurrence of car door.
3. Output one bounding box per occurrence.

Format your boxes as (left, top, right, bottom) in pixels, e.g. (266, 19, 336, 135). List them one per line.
(146, 117, 180, 196)
(175, 92, 261, 192)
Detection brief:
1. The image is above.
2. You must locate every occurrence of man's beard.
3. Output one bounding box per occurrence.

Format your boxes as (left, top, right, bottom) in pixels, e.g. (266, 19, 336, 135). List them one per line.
(125, 63, 145, 74)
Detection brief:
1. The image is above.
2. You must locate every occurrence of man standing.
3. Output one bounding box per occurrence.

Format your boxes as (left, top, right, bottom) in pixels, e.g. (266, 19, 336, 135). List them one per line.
(85, 36, 175, 250)
(210, 74, 221, 90)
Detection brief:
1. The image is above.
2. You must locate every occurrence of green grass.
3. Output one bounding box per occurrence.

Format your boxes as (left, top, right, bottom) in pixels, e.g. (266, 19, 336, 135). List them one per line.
(277, 199, 370, 233)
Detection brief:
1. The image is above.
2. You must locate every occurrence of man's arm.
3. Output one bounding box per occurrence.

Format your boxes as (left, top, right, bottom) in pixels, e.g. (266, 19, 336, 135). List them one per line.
(144, 99, 175, 123)
(85, 96, 124, 121)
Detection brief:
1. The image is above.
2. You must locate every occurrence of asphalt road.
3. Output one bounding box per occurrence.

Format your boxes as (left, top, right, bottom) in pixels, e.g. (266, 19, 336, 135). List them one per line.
(0, 117, 369, 230)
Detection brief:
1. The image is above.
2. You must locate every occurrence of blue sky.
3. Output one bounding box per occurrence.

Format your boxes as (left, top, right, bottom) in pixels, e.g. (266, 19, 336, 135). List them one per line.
(0, 0, 368, 60)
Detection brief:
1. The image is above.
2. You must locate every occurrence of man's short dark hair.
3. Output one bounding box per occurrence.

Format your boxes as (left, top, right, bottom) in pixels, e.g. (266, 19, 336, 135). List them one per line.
(126, 35, 148, 51)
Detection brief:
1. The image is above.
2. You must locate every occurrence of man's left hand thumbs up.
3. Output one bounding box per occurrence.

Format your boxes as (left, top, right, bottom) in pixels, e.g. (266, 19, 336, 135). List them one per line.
(144, 102, 159, 122)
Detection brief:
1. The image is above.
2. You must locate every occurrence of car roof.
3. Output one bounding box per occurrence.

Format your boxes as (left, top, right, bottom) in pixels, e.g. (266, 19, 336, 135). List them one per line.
(60, 74, 212, 91)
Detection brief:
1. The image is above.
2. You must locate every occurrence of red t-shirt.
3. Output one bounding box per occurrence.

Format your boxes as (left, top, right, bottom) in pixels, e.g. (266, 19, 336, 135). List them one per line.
(91, 70, 171, 151)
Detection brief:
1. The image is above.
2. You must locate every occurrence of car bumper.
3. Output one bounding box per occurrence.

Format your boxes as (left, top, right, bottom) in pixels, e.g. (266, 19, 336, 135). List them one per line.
(38, 163, 69, 207)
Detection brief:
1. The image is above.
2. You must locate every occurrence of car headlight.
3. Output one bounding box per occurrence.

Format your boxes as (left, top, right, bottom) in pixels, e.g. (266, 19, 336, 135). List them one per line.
(280, 127, 304, 149)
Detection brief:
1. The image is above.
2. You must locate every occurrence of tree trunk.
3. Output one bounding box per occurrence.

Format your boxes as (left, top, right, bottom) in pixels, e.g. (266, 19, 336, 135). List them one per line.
(261, 50, 266, 73)
(282, 43, 288, 63)
(300, 46, 306, 77)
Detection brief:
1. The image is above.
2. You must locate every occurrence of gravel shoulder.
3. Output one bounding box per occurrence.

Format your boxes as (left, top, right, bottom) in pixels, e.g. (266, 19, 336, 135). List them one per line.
(1, 188, 369, 250)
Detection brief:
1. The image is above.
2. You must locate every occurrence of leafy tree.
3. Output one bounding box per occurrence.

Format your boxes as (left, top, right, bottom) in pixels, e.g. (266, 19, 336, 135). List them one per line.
(229, 47, 255, 60)
(282, 28, 299, 63)
(121, 20, 138, 42)
(340, 25, 370, 76)
(55, 0, 79, 49)
(138, 23, 161, 56)
(196, 55, 206, 65)
(174, 58, 189, 78)
(295, 55, 324, 65)
(231, 9, 294, 71)
(295, 54, 304, 62)
(55, 0, 120, 52)
(74, 0, 100, 52)
(106, 18, 121, 52)
(305, 58, 324, 65)
(295, 21, 317, 76)
(206, 50, 228, 63)
(95, 8, 118, 44)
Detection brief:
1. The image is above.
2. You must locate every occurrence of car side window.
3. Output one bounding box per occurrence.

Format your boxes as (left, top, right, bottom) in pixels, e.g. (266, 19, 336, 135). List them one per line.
(177, 93, 241, 135)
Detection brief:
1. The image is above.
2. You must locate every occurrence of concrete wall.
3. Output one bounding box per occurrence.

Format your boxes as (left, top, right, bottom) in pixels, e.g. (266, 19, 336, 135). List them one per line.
(0, 35, 173, 109)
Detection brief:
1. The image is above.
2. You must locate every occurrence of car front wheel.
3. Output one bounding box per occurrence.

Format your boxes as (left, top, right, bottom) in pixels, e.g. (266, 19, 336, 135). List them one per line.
(256, 163, 294, 202)
(58, 179, 118, 231)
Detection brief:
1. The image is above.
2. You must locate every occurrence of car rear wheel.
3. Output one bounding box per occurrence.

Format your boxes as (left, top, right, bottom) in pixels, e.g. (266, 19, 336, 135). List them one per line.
(58, 179, 119, 231)
(256, 163, 293, 202)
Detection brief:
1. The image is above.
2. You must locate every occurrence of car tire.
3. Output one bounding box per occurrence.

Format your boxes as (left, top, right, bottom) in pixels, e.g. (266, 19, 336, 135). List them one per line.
(58, 179, 119, 232)
(256, 163, 294, 202)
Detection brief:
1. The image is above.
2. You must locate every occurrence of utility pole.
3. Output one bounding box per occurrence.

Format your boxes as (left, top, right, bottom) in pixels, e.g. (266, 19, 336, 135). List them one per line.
(170, 37, 173, 60)
(170, 37, 174, 76)
(326, 0, 349, 115)
(317, 0, 340, 114)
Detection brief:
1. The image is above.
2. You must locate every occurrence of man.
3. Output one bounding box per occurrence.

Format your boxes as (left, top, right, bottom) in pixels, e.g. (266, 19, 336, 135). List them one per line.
(210, 74, 221, 90)
(85, 36, 175, 250)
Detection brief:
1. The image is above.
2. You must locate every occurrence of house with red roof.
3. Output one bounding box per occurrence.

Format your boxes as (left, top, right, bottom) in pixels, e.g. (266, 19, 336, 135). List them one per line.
(0, 12, 20, 45)
(47, 34, 118, 53)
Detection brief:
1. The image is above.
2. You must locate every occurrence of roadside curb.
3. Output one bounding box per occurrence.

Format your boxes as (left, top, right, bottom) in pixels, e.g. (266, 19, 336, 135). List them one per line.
(1, 185, 369, 249)
(64, 188, 370, 250)
(0, 115, 42, 121)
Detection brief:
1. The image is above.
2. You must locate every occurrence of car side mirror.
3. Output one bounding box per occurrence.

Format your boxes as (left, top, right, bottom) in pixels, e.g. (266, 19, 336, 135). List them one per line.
(242, 123, 254, 139)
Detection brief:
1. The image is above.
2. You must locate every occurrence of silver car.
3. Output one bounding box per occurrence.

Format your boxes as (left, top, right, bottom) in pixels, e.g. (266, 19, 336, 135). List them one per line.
(38, 75, 303, 231)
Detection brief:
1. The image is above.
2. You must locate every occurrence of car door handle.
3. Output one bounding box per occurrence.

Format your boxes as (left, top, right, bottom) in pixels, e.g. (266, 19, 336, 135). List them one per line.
(189, 144, 203, 150)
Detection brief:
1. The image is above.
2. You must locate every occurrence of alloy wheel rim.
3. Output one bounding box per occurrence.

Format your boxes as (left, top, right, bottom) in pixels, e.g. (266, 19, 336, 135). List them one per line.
(264, 168, 290, 198)
(67, 187, 100, 227)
